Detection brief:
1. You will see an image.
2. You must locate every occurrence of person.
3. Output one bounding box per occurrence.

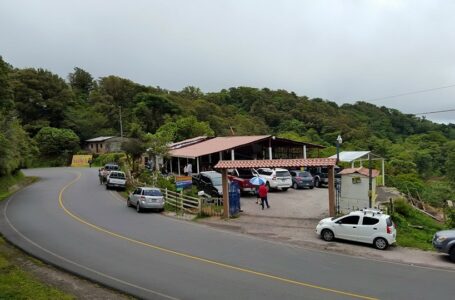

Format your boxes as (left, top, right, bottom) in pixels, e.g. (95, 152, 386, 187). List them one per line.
(255, 186, 260, 204)
(258, 182, 270, 210)
(183, 165, 188, 176)
(88, 159, 93, 168)
(186, 162, 193, 176)
(98, 168, 104, 184)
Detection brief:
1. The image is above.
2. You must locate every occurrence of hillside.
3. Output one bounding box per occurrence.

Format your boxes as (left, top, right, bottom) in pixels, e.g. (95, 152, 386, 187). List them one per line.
(1, 56, 455, 206)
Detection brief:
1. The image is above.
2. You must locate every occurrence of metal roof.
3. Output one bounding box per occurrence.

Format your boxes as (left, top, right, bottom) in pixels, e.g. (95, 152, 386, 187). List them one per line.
(338, 167, 380, 178)
(169, 135, 271, 159)
(214, 158, 337, 169)
(85, 136, 115, 142)
(328, 151, 372, 162)
(169, 136, 209, 150)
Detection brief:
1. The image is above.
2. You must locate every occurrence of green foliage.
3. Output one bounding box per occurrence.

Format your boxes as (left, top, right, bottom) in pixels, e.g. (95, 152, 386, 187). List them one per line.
(156, 116, 214, 142)
(34, 127, 80, 158)
(388, 174, 425, 199)
(445, 208, 455, 229)
(392, 199, 445, 250)
(92, 152, 126, 167)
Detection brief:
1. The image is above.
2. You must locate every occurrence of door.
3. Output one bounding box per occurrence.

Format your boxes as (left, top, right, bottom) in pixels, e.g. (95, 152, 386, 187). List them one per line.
(357, 216, 380, 243)
(133, 188, 142, 205)
(334, 215, 360, 240)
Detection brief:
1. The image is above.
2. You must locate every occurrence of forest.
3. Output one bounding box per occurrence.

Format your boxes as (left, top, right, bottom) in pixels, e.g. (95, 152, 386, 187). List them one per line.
(1, 56, 455, 207)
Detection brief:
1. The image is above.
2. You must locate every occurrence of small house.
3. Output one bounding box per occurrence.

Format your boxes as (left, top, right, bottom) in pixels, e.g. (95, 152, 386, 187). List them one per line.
(85, 136, 125, 154)
(338, 167, 380, 213)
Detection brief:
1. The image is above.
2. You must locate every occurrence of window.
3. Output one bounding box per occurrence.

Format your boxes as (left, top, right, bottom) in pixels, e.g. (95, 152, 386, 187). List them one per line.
(276, 171, 290, 177)
(386, 217, 393, 227)
(352, 177, 361, 184)
(134, 188, 141, 195)
(290, 171, 296, 176)
(362, 217, 379, 225)
(338, 216, 360, 225)
(302, 172, 312, 178)
(100, 144, 103, 148)
(90, 144, 93, 149)
(143, 189, 162, 196)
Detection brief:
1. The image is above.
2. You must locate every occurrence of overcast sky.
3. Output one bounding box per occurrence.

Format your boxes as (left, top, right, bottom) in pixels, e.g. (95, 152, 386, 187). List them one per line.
(1, 0, 454, 124)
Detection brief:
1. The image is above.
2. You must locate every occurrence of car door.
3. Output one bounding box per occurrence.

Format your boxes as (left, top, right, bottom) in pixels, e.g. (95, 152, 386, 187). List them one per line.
(334, 215, 360, 241)
(357, 216, 380, 243)
(133, 188, 141, 205)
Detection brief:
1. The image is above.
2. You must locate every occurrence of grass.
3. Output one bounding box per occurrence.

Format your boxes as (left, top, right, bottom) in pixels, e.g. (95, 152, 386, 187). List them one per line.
(0, 172, 74, 299)
(392, 199, 445, 251)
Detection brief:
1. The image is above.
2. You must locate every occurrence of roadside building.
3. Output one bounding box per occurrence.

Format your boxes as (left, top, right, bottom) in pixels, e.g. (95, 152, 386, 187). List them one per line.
(85, 136, 125, 154)
(165, 135, 325, 175)
(338, 167, 380, 213)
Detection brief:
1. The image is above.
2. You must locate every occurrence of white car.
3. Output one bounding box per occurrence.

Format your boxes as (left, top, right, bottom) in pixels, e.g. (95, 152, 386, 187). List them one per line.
(106, 171, 127, 190)
(316, 209, 397, 250)
(253, 168, 292, 191)
(127, 187, 165, 213)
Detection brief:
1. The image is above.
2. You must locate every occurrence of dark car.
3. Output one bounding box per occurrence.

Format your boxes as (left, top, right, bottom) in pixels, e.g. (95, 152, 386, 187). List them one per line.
(290, 170, 314, 189)
(192, 171, 223, 198)
(306, 166, 341, 188)
(433, 229, 455, 262)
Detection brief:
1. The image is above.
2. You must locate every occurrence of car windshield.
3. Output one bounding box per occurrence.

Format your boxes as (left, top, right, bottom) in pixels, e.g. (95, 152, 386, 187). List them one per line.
(211, 177, 222, 186)
(276, 171, 290, 177)
(237, 169, 253, 178)
(143, 189, 162, 196)
(105, 165, 119, 171)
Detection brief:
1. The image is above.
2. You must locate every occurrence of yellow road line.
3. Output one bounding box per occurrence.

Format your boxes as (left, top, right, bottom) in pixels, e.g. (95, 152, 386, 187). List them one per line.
(61, 171, 378, 300)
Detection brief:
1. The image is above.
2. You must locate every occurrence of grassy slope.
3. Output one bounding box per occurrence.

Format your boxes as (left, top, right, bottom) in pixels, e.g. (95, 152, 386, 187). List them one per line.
(0, 172, 74, 300)
(393, 200, 445, 251)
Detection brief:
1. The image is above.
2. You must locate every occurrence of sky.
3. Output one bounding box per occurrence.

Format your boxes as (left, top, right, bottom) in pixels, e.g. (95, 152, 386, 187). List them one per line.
(1, 0, 454, 124)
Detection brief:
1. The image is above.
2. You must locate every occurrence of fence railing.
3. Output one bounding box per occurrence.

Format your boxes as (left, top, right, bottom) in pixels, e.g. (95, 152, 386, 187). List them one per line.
(162, 188, 224, 217)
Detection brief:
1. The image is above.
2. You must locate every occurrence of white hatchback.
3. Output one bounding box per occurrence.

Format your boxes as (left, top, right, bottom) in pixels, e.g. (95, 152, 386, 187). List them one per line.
(316, 209, 397, 250)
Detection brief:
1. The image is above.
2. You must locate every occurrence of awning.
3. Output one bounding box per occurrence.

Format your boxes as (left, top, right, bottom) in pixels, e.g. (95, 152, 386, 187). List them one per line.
(329, 151, 373, 162)
(214, 158, 337, 169)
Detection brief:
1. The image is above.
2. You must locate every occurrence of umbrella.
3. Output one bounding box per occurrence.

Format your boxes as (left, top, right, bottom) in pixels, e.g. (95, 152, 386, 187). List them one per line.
(249, 176, 266, 186)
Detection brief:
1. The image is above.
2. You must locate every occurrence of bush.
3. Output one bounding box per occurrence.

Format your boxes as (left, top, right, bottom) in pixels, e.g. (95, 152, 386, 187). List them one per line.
(446, 208, 455, 229)
(92, 153, 126, 167)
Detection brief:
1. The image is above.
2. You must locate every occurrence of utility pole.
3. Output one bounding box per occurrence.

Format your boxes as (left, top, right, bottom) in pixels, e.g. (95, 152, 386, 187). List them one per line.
(368, 146, 373, 208)
(119, 106, 123, 138)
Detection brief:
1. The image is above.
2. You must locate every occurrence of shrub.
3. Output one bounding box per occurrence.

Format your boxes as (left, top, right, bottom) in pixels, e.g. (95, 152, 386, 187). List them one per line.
(92, 153, 126, 167)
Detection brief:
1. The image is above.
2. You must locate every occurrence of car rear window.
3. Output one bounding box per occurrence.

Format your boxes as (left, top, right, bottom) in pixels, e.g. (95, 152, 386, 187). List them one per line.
(237, 169, 254, 178)
(143, 189, 162, 196)
(110, 172, 125, 179)
(301, 171, 312, 177)
(276, 171, 290, 177)
(386, 217, 393, 226)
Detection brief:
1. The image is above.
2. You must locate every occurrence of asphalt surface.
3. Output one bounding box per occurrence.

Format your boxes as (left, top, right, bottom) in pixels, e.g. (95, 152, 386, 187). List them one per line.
(1, 167, 454, 300)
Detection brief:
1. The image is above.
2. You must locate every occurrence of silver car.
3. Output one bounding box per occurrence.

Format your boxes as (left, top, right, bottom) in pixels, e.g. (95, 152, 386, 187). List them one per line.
(127, 187, 165, 213)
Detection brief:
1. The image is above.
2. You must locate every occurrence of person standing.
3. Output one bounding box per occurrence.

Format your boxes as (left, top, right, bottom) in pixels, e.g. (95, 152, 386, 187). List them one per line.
(186, 162, 193, 176)
(258, 183, 270, 210)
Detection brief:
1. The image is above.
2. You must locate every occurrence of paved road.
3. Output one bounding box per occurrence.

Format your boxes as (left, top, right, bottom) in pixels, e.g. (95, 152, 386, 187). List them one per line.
(1, 168, 454, 300)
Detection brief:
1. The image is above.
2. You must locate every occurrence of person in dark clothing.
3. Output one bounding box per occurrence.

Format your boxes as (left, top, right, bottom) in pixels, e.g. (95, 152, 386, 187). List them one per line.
(258, 183, 270, 210)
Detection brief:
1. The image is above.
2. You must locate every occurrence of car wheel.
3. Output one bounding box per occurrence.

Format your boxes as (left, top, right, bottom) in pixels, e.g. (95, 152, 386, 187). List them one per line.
(374, 237, 388, 250)
(136, 202, 142, 213)
(449, 246, 455, 262)
(106, 184, 109, 190)
(293, 183, 298, 189)
(321, 229, 334, 242)
(310, 186, 314, 189)
(282, 188, 288, 192)
(314, 178, 320, 188)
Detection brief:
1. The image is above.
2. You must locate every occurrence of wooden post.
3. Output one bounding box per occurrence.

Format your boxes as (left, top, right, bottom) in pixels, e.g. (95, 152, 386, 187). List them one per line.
(222, 169, 229, 219)
(328, 166, 336, 217)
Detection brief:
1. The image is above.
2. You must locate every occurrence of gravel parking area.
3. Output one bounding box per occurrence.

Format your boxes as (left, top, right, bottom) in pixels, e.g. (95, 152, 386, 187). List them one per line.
(240, 187, 329, 219)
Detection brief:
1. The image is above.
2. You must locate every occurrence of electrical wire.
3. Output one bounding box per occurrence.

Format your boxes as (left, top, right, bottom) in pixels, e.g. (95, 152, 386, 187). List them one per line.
(366, 83, 455, 102)
(413, 108, 455, 115)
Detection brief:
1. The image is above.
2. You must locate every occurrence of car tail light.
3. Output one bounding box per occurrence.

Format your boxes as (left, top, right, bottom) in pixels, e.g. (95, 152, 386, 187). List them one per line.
(140, 196, 146, 201)
(272, 176, 276, 180)
(387, 226, 392, 234)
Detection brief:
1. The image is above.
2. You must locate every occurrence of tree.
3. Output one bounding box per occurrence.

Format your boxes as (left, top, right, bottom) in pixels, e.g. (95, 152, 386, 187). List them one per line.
(34, 127, 80, 157)
(122, 138, 146, 173)
(445, 141, 455, 185)
(68, 67, 94, 99)
(156, 116, 214, 142)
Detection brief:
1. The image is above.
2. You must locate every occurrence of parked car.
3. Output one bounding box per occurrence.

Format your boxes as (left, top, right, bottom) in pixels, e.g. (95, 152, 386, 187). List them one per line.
(192, 171, 223, 198)
(316, 209, 397, 250)
(127, 187, 165, 213)
(253, 168, 292, 191)
(289, 170, 314, 189)
(228, 168, 256, 194)
(306, 166, 341, 188)
(101, 163, 121, 181)
(432, 229, 455, 262)
(106, 171, 127, 190)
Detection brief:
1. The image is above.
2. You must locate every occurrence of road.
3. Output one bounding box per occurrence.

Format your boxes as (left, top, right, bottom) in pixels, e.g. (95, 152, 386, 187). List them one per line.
(1, 167, 453, 300)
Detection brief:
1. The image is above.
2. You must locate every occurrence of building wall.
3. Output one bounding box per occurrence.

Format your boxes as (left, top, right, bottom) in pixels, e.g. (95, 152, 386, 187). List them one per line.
(340, 174, 377, 213)
(85, 138, 125, 154)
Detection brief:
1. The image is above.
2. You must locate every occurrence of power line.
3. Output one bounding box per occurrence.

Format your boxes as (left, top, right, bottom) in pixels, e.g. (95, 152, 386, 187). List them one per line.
(413, 108, 455, 115)
(366, 83, 455, 102)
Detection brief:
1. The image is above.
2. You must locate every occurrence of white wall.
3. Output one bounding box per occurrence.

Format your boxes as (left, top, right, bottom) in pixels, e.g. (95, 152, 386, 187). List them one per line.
(340, 174, 370, 213)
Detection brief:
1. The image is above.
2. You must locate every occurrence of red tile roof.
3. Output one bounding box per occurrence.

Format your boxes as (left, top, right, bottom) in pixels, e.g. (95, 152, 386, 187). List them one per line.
(338, 167, 380, 178)
(214, 158, 337, 169)
(169, 135, 271, 158)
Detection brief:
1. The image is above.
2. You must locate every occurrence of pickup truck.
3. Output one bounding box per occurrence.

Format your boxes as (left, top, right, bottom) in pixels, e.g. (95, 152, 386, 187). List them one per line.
(227, 168, 256, 194)
(192, 171, 223, 198)
(106, 171, 127, 190)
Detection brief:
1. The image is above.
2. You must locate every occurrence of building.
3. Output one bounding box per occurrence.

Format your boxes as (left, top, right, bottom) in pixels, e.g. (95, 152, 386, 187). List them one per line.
(338, 167, 380, 213)
(166, 135, 325, 175)
(85, 136, 125, 154)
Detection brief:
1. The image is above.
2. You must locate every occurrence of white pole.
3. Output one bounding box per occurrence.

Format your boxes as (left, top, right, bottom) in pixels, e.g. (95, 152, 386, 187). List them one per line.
(170, 158, 173, 173)
(231, 149, 235, 160)
(219, 152, 222, 160)
(268, 147, 272, 160)
(303, 145, 307, 159)
(177, 158, 181, 175)
(197, 157, 200, 174)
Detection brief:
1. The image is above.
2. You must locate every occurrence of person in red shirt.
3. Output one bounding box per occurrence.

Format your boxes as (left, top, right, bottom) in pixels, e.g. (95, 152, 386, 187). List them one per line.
(258, 183, 270, 210)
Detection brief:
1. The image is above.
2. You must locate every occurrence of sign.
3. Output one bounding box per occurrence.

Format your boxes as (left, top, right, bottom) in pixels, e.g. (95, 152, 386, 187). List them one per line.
(175, 176, 192, 191)
(71, 155, 93, 167)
